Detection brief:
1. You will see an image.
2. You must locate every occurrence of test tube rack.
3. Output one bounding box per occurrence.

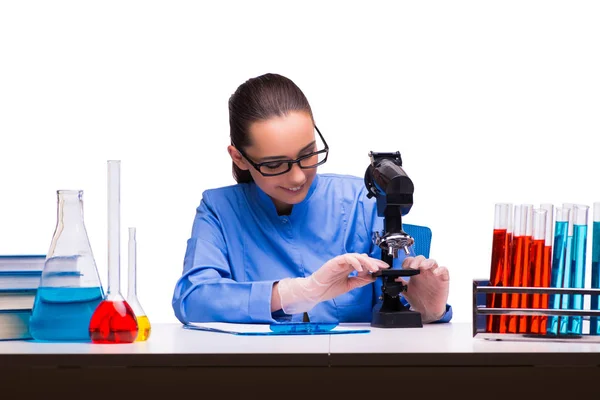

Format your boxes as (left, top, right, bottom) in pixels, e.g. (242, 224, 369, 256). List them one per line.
(472, 280, 600, 343)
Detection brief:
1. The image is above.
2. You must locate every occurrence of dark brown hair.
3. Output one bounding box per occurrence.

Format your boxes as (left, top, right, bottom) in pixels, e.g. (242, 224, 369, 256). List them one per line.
(228, 73, 314, 183)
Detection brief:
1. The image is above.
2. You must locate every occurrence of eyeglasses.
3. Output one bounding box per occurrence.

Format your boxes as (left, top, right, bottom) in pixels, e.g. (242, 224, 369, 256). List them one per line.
(233, 125, 329, 177)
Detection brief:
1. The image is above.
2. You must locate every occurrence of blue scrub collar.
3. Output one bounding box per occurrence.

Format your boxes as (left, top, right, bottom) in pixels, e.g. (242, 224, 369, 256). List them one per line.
(251, 174, 320, 219)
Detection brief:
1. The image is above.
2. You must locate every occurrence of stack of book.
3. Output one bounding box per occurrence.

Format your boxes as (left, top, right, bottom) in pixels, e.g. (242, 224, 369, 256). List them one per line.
(0, 255, 45, 340)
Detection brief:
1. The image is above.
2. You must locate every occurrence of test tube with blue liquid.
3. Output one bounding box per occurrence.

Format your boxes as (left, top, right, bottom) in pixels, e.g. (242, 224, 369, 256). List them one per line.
(559, 203, 575, 334)
(567, 205, 588, 335)
(547, 207, 570, 336)
(591, 202, 600, 335)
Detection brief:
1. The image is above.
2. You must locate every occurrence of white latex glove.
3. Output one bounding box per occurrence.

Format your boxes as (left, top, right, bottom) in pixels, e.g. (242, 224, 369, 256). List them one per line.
(277, 253, 390, 315)
(396, 255, 449, 323)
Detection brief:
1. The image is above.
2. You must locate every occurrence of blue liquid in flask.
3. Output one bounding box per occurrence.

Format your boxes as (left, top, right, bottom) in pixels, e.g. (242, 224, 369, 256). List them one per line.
(29, 286, 104, 342)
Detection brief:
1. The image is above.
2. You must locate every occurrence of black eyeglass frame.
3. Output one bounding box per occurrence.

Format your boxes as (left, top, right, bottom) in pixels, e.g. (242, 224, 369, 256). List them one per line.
(233, 125, 329, 177)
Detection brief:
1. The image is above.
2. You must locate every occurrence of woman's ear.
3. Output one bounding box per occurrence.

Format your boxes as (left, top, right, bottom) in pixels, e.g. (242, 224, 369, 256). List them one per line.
(227, 145, 249, 171)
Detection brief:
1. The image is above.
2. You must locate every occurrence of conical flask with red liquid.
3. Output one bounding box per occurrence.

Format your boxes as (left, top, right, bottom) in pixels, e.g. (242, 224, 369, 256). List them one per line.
(89, 160, 138, 344)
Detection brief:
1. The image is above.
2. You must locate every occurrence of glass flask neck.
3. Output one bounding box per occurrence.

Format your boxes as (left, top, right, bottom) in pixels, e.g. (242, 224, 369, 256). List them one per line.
(48, 190, 90, 257)
(56, 190, 85, 229)
(128, 228, 137, 298)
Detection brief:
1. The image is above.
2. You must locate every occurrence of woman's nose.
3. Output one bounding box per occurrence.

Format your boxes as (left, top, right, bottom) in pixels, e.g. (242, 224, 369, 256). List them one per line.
(288, 163, 306, 184)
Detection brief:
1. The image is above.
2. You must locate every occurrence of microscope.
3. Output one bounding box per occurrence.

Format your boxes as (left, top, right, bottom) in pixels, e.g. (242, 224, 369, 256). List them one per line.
(364, 151, 423, 328)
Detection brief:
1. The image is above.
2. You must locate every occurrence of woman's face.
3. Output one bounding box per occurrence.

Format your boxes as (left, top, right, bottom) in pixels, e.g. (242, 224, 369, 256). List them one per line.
(230, 111, 319, 214)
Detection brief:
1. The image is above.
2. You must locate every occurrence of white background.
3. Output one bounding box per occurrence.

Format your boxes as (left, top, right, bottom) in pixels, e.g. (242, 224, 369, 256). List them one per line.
(1, 1, 599, 324)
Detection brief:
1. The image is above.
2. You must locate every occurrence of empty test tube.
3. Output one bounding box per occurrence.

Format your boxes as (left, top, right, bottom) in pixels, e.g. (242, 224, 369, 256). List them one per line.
(591, 202, 600, 335)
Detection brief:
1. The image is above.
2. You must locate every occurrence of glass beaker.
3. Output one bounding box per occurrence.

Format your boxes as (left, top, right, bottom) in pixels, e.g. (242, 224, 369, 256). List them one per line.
(29, 190, 105, 342)
(127, 227, 151, 341)
(89, 160, 138, 344)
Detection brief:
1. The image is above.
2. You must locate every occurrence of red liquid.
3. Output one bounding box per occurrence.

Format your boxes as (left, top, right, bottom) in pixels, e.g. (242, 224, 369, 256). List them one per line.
(487, 229, 507, 333)
(540, 245, 552, 332)
(499, 232, 513, 333)
(517, 235, 532, 333)
(509, 235, 528, 333)
(529, 239, 545, 333)
(89, 300, 138, 344)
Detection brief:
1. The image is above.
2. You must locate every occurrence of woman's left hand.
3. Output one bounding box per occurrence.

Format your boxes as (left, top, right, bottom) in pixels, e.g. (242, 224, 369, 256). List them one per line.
(395, 255, 449, 323)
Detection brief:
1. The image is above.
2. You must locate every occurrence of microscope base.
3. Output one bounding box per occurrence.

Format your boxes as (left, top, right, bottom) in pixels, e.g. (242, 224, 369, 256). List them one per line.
(371, 309, 423, 328)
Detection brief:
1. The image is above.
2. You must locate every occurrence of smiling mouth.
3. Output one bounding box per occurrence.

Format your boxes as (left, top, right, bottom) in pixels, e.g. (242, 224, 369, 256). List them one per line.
(281, 184, 305, 193)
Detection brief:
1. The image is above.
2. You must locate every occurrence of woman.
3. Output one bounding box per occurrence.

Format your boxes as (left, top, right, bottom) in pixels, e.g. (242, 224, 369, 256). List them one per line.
(172, 73, 452, 324)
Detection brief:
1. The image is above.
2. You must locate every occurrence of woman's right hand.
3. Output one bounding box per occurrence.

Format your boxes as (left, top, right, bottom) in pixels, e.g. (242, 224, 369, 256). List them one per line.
(275, 253, 390, 315)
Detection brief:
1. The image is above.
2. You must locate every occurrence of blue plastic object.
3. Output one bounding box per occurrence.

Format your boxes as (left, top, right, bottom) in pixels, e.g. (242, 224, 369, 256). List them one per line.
(183, 322, 370, 336)
(269, 322, 337, 333)
(403, 224, 432, 258)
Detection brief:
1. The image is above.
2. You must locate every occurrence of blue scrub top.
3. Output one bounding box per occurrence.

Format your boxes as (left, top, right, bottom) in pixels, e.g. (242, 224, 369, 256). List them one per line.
(172, 173, 453, 324)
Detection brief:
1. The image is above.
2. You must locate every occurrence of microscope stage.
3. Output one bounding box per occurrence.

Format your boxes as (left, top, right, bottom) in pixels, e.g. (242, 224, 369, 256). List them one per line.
(372, 269, 419, 278)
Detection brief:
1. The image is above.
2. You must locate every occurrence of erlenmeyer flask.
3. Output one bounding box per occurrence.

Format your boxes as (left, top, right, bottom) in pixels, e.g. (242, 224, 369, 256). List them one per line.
(29, 190, 105, 341)
(127, 227, 151, 341)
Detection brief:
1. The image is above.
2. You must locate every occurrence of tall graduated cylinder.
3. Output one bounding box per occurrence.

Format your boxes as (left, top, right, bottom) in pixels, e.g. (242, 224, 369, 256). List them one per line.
(29, 190, 104, 341)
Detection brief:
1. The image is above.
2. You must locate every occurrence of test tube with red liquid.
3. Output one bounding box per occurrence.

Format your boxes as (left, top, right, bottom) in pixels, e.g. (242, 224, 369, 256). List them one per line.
(487, 203, 509, 333)
(499, 204, 513, 333)
(89, 160, 138, 344)
(517, 204, 533, 333)
(508, 205, 524, 333)
(539, 203, 554, 333)
(529, 208, 547, 334)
